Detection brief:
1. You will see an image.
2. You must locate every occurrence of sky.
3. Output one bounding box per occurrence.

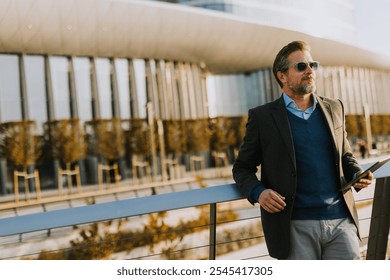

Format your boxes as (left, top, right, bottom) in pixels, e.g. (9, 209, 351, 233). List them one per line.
(356, 0, 390, 56)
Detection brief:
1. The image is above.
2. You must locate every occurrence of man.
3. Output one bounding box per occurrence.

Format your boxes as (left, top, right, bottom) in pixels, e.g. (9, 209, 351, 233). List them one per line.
(232, 40, 373, 260)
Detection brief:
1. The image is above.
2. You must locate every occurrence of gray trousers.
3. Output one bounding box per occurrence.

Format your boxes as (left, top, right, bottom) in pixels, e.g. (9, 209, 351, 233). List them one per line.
(286, 217, 361, 260)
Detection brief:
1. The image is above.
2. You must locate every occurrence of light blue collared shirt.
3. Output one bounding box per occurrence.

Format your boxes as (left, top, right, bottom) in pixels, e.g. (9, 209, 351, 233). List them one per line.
(282, 93, 318, 120)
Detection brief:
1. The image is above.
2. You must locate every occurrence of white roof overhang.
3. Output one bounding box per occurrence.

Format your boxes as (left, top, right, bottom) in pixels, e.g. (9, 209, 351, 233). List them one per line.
(0, 0, 389, 74)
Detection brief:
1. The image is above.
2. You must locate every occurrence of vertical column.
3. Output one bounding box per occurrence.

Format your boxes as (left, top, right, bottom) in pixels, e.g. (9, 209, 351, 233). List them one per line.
(68, 56, 79, 118)
(352, 67, 359, 114)
(44, 55, 55, 121)
(356, 68, 366, 115)
(364, 69, 376, 115)
(209, 203, 217, 260)
(147, 102, 158, 180)
(256, 70, 266, 107)
(331, 67, 341, 101)
(167, 62, 180, 119)
(110, 58, 127, 180)
(338, 67, 350, 114)
(200, 71, 209, 118)
(163, 62, 175, 120)
(366, 177, 390, 259)
(90, 57, 100, 119)
(185, 63, 197, 119)
(86, 57, 99, 184)
(69, 56, 88, 185)
(19, 54, 29, 120)
(146, 60, 160, 118)
(110, 58, 121, 118)
(364, 104, 373, 157)
(0, 159, 7, 195)
(156, 60, 169, 119)
(176, 63, 190, 119)
(346, 68, 357, 115)
(0, 55, 7, 191)
(382, 72, 390, 115)
(128, 59, 139, 118)
(44, 55, 61, 189)
(263, 69, 273, 103)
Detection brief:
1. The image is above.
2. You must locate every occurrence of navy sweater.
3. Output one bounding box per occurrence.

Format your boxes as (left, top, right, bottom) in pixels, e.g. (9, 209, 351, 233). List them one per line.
(287, 108, 348, 220)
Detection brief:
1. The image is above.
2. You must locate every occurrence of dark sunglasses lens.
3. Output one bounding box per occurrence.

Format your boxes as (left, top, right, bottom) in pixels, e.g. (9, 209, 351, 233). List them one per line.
(296, 62, 318, 71)
(310, 62, 319, 70)
(296, 62, 308, 71)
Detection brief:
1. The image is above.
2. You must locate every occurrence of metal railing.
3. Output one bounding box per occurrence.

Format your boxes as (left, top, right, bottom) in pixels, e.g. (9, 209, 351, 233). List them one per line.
(0, 161, 389, 260)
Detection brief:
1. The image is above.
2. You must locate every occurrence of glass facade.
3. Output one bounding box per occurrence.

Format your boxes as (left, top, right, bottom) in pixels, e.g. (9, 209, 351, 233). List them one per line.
(0, 55, 23, 122)
(24, 55, 48, 134)
(73, 57, 93, 122)
(207, 65, 390, 116)
(0, 54, 208, 123)
(50, 56, 72, 120)
(1, 51, 390, 196)
(0, 53, 209, 194)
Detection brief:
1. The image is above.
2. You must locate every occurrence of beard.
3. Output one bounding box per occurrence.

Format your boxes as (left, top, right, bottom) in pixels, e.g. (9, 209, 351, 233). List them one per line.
(287, 78, 316, 95)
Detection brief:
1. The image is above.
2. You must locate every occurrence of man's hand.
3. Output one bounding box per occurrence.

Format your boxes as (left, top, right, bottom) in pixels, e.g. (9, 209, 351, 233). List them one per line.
(258, 189, 286, 213)
(354, 171, 374, 189)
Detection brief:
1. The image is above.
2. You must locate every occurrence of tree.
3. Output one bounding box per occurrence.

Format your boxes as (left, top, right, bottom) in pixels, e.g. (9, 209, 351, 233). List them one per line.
(85, 118, 125, 163)
(44, 118, 86, 169)
(0, 120, 42, 171)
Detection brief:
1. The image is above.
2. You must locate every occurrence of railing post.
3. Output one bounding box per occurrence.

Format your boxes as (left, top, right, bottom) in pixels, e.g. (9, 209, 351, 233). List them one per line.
(209, 203, 217, 260)
(366, 177, 390, 259)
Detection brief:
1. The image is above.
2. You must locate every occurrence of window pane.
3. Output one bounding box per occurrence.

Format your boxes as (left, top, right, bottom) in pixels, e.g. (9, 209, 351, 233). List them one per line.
(25, 55, 47, 133)
(115, 59, 131, 119)
(50, 56, 70, 119)
(95, 58, 112, 119)
(73, 57, 93, 122)
(0, 55, 22, 122)
(133, 59, 147, 118)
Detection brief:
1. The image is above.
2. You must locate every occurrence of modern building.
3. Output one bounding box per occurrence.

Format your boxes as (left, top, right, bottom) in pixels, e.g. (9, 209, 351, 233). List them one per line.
(1, 0, 390, 195)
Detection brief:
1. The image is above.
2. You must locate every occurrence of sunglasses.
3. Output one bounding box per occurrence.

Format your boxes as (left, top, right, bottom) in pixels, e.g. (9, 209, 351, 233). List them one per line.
(291, 61, 319, 72)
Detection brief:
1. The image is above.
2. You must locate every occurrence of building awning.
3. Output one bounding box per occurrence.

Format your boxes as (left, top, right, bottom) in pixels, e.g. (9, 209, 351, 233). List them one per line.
(1, 0, 389, 74)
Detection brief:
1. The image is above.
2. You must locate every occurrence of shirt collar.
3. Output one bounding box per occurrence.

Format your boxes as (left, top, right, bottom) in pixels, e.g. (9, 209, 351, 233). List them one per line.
(282, 93, 318, 112)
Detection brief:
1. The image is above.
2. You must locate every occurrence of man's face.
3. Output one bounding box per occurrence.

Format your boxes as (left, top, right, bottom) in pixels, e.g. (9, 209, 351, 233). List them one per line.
(279, 50, 317, 96)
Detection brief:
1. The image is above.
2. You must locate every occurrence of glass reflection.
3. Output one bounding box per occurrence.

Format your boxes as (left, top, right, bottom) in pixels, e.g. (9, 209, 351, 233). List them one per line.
(73, 57, 93, 122)
(50, 56, 71, 119)
(0, 55, 22, 122)
(115, 59, 131, 119)
(25, 55, 47, 134)
(94, 58, 112, 119)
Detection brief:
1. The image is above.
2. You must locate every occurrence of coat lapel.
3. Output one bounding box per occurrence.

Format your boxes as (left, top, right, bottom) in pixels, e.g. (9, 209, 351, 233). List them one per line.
(316, 95, 339, 153)
(270, 97, 296, 169)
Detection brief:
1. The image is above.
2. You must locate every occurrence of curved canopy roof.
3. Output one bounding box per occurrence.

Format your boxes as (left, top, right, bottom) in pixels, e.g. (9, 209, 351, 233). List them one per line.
(1, 0, 389, 74)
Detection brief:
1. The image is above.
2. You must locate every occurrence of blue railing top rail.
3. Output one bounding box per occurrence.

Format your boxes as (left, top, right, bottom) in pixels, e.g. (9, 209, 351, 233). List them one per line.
(0, 183, 243, 237)
(0, 159, 389, 237)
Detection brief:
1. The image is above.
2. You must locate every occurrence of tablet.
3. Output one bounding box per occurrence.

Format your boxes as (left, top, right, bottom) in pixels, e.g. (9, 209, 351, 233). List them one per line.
(341, 157, 390, 192)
